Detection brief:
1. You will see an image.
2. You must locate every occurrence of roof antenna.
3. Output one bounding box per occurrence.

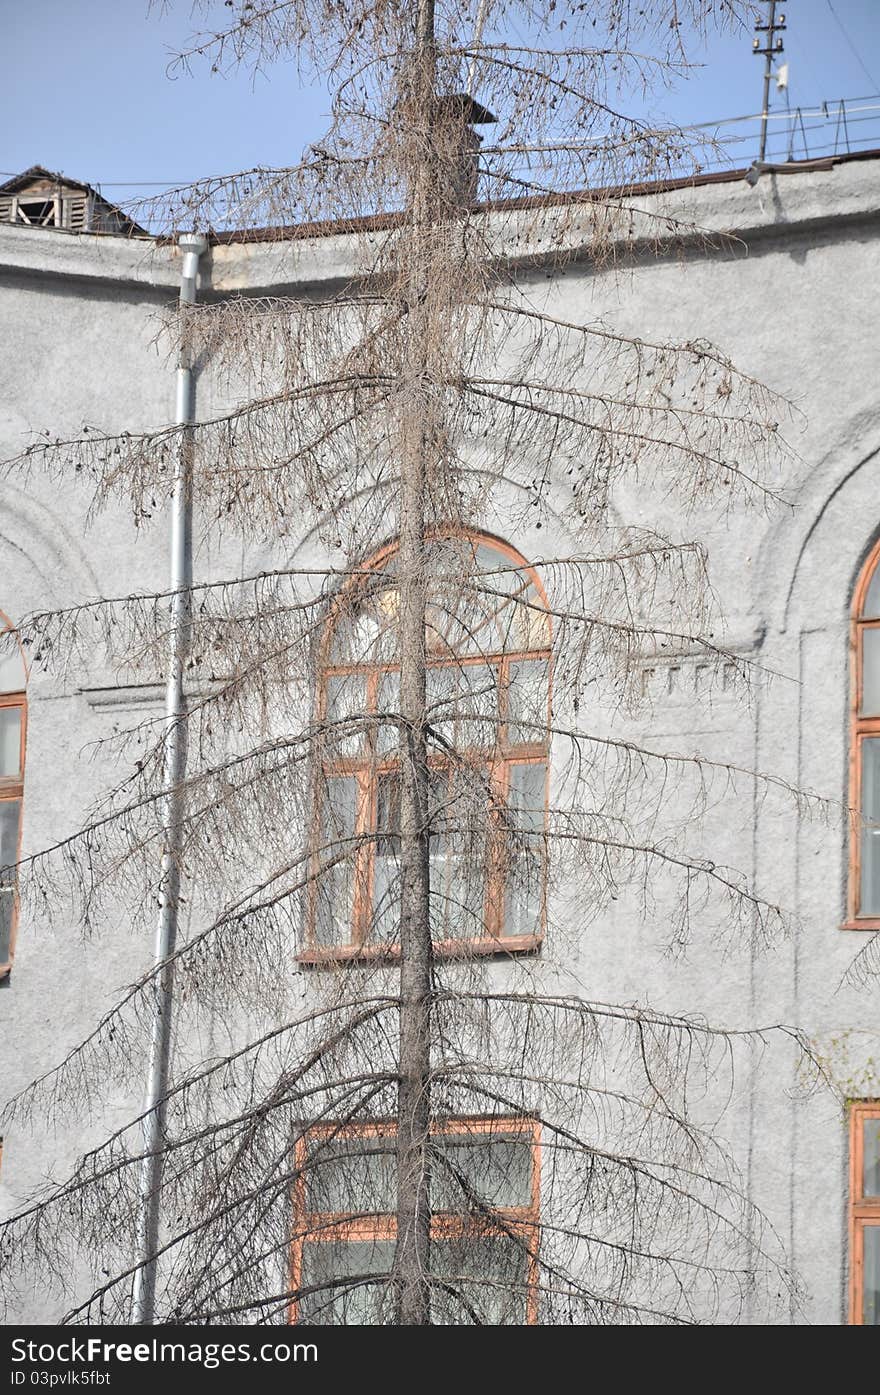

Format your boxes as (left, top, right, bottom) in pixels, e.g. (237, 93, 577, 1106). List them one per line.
(747, 1, 787, 183)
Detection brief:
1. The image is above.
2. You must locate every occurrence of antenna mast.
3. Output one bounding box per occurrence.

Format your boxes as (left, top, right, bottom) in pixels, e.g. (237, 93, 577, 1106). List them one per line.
(753, 1, 787, 163)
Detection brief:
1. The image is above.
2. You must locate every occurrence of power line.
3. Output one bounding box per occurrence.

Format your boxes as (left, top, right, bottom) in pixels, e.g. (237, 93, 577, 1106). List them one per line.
(825, 0, 880, 92)
(3, 98, 880, 190)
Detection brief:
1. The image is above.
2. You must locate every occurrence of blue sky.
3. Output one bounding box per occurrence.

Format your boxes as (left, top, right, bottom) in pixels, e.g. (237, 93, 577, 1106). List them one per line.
(2, 1, 879, 203)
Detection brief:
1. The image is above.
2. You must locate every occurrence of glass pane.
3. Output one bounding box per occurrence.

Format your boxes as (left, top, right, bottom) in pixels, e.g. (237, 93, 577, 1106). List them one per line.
(375, 670, 400, 755)
(0, 631, 25, 693)
(864, 1224, 880, 1325)
(324, 673, 366, 757)
(861, 739, 880, 917)
(508, 763, 546, 834)
(863, 1115, 880, 1197)
(457, 663, 498, 750)
(304, 1134, 396, 1214)
(862, 628, 880, 717)
(372, 774, 400, 944)
(473, 542, 542, 649)
(474, 542, 549, 653)
(0, 800, 20, 966)
(330, 540, 547, 671)
(507, 658, 549, 746)
(424, 538, 547, 659)
(426, 665, 456, 745)
(864, 562, 880, 619)
(299, 1239, 394, 1324)
(0, 707, 22, 778)
(503, 764, 545, 938)
(314, 778, 357, 946)
(441, 852, 486, 940)
(0, 799, 21, 879)
(329, 569, 399, 666)
(0, 887, 13, 966)
(431, 1236, 530, 1324)
(433, 1130, 534, 1210)
(427, 663, 497, 751)
(425, 537, 477, 657)
(429, 770, 485, 942)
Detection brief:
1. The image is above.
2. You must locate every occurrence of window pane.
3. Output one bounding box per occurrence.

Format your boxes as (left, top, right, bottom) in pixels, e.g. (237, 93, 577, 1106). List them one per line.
(324, 674, 366, 757)
(429, 833, 485, 941)
(424, 539, 547, 658)
(864, 563, 880, 619)
(0, 707, 22, 778)
(863, 1115, 880, 1197)
(304, 1134, 396, 1213)
(0, 799, 21, 878)
(0, 888, 13, 966)
(474, 541, 521, 598)
(862, 628, 880, 717)
(473, 541, 547, 653)
(507, 659, 549, 746)
(861, 739, 880, 917)
(299, 1239, 394, 1324)
(426, 665, 456, 745)
(372, 774, 400, 944)
(0, 800, 20, 966)
(503, 764, 545, 937)
(314, 778, 357, 945)
(0, 634, 25, 693)
(864, 1224, 880, 1325)
(457, 663, 498, 749)
(427, 663, 497, 751)
(329, 573, 399, 666)
(431, 1236, 530, 1324)
(433, 1130, 534, 1209)
(375, 670, 400, 754)
(429, 771, 485, 942)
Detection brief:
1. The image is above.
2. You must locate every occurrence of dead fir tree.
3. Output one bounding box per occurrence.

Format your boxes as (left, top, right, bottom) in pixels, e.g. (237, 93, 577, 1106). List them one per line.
(0, 0, 832, 1326)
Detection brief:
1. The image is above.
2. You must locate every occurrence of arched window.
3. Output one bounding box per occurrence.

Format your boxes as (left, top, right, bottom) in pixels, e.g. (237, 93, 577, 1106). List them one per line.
(850, 540, 880, 927)
(305, 532, 551, 960)
(0, 613, 27, 982)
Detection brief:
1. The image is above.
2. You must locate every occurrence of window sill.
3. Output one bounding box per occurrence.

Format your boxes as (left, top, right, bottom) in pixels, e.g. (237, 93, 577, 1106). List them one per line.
(298, 934, 543, 966)
(840, 920, 880, 931)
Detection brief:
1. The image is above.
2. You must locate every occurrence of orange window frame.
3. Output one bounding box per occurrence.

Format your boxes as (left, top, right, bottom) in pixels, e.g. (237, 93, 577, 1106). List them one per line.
(289, 1115, 541, 1325)
(0, 689, 27, 981)
(302, 530, 552, 963)
(846, 538, 880, 928)
(849, 1101, 880, 1324)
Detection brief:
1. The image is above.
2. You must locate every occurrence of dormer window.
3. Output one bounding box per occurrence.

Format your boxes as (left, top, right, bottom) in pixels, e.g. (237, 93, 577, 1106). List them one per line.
(16, 198, 59, 226)
(0, 192, 89, 231)
(0, 166, 143, 237)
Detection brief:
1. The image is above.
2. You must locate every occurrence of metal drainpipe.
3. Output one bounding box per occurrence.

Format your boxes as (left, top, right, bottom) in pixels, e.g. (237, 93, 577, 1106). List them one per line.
(132, 230, 208, 1325)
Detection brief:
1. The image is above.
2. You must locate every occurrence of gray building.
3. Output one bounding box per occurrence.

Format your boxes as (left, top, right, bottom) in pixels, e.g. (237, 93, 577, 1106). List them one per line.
(1, 149, 879, 1324)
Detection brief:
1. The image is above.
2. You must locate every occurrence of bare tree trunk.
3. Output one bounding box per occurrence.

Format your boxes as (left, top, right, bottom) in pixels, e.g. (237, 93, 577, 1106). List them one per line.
(394, 0, 435, 1330)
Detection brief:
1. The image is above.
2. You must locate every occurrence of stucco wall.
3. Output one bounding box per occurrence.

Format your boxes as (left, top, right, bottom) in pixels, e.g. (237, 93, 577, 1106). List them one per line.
(1, 155, 879, 1323)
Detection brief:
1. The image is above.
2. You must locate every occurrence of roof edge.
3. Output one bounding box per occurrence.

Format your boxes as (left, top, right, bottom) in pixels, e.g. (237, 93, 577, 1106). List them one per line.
(204, 146, 880, 248)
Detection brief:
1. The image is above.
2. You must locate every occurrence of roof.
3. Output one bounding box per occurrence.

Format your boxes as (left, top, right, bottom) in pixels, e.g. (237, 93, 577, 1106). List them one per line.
(0, 165, 94, 196)
(4, 146, 879, 251)
(208, 145, 880, 246)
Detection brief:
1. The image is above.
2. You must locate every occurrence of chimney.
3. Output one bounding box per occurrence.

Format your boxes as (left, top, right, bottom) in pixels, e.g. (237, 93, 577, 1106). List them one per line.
(434, 93, 497, 208)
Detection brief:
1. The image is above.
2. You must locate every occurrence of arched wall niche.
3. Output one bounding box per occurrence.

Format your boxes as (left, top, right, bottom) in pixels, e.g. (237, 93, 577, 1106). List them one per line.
(0, 480, 100, 979)
(760, 416, 880, 947)
(757, 409, 880, 637)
